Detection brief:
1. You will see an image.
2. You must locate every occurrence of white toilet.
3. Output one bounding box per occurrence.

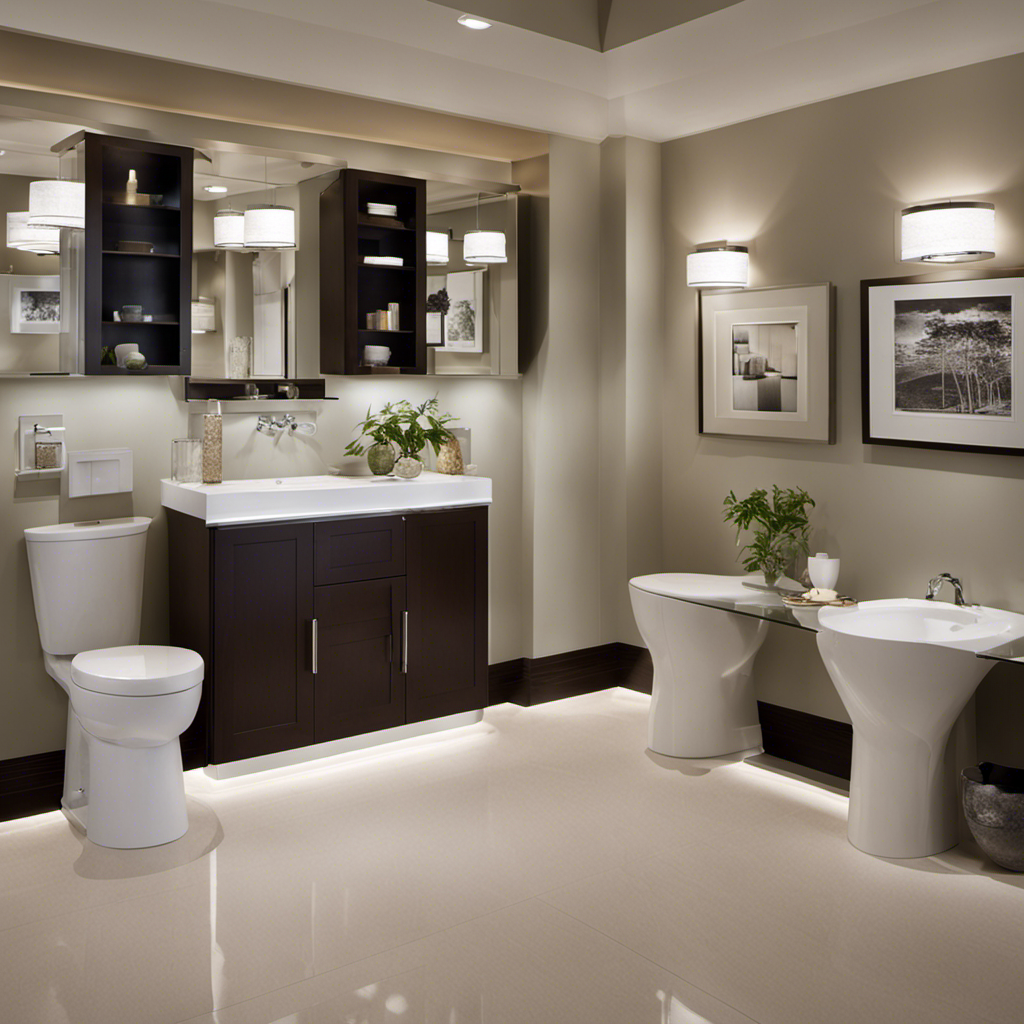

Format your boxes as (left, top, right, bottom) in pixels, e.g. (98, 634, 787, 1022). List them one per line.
(629, 573, 794, 758)
(25, 517, 204, 849)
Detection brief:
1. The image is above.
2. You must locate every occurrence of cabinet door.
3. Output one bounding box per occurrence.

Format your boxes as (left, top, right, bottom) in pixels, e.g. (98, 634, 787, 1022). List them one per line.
(314, 578, 406, 742)
(314, 515, 405, 585)
(405, 506, 488, 723)
(212, 522, 315, 762)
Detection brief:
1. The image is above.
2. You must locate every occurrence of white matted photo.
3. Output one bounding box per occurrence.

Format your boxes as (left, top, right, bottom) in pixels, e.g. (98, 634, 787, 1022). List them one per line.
(700, 283, 834, 443)
(863, 270, 1023, 455)
(443, 270, 484, 352)
(10, 276, 61, 334)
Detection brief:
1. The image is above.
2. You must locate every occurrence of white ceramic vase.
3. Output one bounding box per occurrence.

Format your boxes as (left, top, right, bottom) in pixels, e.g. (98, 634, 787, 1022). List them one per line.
(807, 553, 840, 591)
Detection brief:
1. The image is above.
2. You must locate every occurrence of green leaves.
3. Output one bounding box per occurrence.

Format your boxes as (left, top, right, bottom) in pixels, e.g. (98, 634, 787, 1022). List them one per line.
(723, 485, 815, 578)
(345, 396, 458, 460)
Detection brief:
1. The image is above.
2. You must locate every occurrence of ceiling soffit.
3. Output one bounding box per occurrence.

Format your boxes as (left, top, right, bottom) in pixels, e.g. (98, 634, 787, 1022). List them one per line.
(425, 0, 742, 50)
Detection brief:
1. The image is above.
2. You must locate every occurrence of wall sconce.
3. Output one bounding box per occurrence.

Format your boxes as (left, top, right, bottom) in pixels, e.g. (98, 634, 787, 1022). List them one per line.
(686, 244, 749, 288)
(901, 201, 995, 263)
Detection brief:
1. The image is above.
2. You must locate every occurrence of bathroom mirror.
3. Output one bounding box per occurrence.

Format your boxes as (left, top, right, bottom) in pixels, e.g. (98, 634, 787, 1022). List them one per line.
(425, 184, 519, 376)
(189, 153, 340, 380)
(0, 109, 521, 378)
(0, 115, 82, 375)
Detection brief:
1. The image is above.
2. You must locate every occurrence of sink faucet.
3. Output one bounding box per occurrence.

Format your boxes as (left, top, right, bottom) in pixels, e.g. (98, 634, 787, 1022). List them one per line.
(925, 573, 968, 606)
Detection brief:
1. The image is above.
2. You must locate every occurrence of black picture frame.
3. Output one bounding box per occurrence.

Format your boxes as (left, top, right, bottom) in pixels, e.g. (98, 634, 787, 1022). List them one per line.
(862, 267, 1024, 456)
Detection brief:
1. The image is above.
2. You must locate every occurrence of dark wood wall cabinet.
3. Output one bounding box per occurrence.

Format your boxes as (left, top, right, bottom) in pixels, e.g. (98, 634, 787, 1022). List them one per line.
(79, 132, 194, 375)
(168, 506, 487, 766)
(320, 168, 427, 375)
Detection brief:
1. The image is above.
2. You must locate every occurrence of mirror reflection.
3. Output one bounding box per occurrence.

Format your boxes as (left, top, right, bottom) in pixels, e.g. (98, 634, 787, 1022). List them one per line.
(0, 116, 520, 378)
(0, 116, 80, 374)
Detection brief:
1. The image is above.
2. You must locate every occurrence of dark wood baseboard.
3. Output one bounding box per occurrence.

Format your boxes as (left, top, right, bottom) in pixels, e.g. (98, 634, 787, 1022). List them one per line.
(0, 749, 65, 822)
(757, 700, 853, 780)
(489, 643, 851, 779)
(488, 642, 653, 707)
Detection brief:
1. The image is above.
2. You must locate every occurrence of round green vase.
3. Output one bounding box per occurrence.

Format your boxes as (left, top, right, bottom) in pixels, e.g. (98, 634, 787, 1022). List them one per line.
(367, 442, 396, 476)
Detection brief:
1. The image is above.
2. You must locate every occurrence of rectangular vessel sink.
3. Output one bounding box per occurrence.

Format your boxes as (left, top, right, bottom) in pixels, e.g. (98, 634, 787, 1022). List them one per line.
(161, 471, 491, 525)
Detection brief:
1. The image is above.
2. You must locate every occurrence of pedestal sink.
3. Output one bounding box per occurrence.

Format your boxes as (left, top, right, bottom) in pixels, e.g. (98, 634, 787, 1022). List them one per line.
(817, 599, 1024, 859)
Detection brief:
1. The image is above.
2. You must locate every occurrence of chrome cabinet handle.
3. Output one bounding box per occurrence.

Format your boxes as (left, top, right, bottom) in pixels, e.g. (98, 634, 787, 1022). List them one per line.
(402, 611, 409, 674)
(312, 618, 318, 675)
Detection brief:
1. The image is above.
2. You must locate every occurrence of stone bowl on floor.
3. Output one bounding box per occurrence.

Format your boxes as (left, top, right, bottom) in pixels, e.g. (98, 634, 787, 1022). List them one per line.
(962, 762, 1024, 871)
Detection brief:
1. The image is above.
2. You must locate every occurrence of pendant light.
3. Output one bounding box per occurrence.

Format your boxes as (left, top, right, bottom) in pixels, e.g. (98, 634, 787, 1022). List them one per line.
(686, 244, 749, 288)
(427, 229, 450, 265)
(243, 157, 295, 250)
(214, 208, 245, 249)
(7, 212, 60, 254)
(28, 150, 84, 230)
(901, 201, 995, 263)
(463, 192, 507, 264)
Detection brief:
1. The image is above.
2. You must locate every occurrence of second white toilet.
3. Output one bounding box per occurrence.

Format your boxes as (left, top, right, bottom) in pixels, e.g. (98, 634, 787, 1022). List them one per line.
(629, 573, 788, 758)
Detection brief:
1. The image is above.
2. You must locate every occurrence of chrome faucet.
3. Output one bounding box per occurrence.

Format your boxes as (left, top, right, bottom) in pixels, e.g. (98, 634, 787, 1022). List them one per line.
(257, 413, 316, 437)
(925, 573, 968, 606)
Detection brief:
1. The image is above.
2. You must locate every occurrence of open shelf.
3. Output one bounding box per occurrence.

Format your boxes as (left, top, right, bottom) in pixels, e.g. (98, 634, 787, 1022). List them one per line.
(320, 168, 426, 375)
(83, 132, 194, 375)
(358, 214, 415, 232)
(102, 250, 181, 258)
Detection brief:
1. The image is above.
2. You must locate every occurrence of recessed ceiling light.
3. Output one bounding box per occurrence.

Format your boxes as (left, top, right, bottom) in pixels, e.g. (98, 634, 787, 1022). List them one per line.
(204, 185, 229, 193)
(457, 14, 491, 29)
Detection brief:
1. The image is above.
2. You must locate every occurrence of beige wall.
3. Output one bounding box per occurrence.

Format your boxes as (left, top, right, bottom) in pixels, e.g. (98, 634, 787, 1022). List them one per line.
(521, 135, 604, 658)
(599, 136, 665, 645)
(661, 53, 1024, 764)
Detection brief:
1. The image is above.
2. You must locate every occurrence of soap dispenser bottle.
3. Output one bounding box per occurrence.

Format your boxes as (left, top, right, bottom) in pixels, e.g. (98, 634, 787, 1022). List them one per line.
(126, 168, 138, 205)
(202, 400, 223, 484)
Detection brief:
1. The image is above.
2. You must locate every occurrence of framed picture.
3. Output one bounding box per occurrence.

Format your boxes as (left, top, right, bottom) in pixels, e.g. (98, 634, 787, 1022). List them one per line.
(443, 270, 484, 352)
(699, 282, 834, 443)
(862, 269, 1024, 455)
(10, 276, 60, 334)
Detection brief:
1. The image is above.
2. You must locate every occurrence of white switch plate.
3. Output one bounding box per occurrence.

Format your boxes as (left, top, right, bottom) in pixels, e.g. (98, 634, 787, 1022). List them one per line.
(68, 449, 133, 497)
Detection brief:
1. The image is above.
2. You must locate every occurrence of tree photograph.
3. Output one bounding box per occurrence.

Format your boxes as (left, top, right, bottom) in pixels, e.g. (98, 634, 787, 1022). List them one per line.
(894, 296, 1012, 416)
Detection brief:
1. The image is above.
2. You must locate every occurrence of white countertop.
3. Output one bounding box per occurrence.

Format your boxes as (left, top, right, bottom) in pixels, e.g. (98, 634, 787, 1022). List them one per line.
(161, 471, 492, 525)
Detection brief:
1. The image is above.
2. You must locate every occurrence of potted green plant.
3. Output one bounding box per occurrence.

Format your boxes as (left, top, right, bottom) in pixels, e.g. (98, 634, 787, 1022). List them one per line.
(723, 485, 815, 588)
(344, 397, 457, 478)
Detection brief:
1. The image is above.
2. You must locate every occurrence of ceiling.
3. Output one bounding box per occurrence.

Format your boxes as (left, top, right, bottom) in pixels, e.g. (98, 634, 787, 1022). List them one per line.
(425, 0, 744, 51)
(3, 1, 1024, 144)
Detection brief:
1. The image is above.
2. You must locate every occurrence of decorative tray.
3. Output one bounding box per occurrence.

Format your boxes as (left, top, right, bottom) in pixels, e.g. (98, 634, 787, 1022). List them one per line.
(781, 594, 857, 608)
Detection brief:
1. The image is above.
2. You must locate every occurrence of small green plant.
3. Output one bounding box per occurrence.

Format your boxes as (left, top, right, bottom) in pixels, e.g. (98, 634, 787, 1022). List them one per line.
(723, 486, 815, 585)
(344, 397, 457, 462)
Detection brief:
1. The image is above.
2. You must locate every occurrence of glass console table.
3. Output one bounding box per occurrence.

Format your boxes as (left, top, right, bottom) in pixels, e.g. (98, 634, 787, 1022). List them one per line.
(659, 582, 1024, 667)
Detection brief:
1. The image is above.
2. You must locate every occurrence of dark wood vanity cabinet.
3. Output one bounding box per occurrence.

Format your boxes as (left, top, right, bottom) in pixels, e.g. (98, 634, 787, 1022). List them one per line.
(169, 506, 487, 767)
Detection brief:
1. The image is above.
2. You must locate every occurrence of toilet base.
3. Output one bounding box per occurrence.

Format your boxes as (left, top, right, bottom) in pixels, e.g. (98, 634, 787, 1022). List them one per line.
(84, 737, 189, 849)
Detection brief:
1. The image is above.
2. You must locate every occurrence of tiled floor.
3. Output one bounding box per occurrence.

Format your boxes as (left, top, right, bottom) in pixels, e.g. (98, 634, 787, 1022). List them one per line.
(2, 688, 1023, 1024)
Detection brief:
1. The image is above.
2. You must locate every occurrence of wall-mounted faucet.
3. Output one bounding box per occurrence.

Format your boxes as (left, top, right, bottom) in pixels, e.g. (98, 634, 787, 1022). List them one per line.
(256, 414, 317, 437)
(925, 573, 968, 606)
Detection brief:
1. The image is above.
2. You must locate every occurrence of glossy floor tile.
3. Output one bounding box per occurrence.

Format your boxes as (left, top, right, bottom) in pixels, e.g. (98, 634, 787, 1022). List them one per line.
(1, 689, 1022, 1024)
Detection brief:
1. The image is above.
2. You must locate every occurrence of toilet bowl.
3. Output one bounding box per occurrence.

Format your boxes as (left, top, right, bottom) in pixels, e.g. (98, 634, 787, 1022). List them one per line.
(629, 573, 794, 758)
(25, 518, 204, 849)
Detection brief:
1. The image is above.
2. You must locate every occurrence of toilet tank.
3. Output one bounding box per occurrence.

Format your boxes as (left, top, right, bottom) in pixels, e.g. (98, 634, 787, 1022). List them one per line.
(25, 517, 151, 656)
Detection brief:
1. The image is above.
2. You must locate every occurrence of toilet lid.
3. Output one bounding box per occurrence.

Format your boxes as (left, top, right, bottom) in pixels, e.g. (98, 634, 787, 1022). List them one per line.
(71, 646, 204, 696)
